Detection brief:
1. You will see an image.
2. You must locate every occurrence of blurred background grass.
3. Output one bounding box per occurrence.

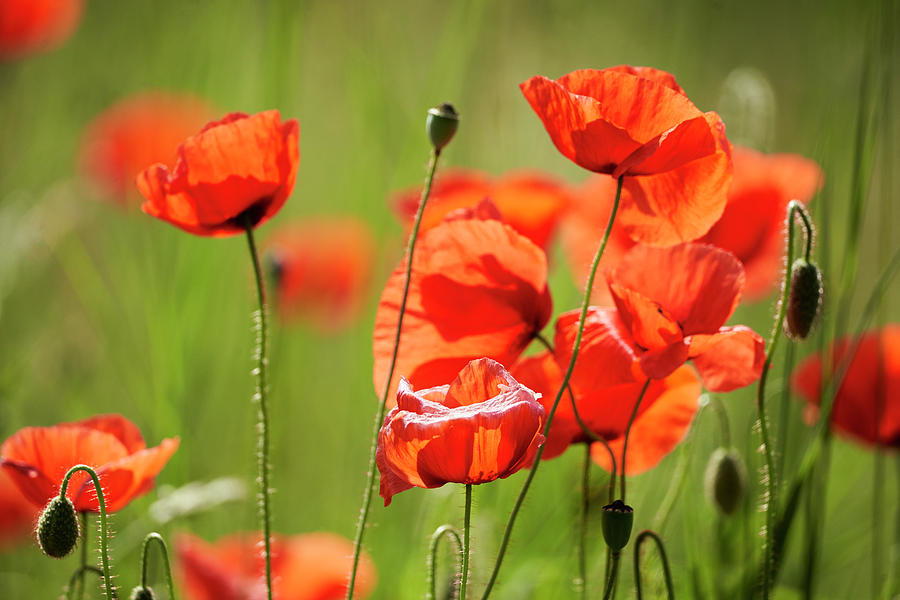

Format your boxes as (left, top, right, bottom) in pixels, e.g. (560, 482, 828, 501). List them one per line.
(0, 0, 898, 598)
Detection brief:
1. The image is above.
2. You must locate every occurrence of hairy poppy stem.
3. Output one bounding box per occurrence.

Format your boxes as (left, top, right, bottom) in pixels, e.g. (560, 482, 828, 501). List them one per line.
(602, 552, 620, 600)
(634, 530, 675, 599)
(481, 176, 624, 600)
(243, 217, 274, 600)
(65, 566, 102, 600)
(426, 525, 463, 600)
(461, 484, 473, 600)
(140, 533, 176, 599)
(577, 443, 591, 600)
(59, 465, 117, 600)
(620, 379, 651, 502)
(347, 148, 443, 600)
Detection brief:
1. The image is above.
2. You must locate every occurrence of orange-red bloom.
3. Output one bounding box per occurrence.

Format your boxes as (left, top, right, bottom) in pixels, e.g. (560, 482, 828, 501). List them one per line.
(699, 146, 823, 298)
(376, 358, 545, 505)
(0, 0, 83, 59)
(520, 66, 733, 246)
(372, 204, 552, 402)
(136, 110, 299, 237)
(80, 92, 215, 204)
(177, 531, 376, 600)
(263, 217, 375, 331)
(1, 414, 179, 513)
(391, 169, 570, 249)
(0, 468, 38, 548)
(792, 325, 900, 448)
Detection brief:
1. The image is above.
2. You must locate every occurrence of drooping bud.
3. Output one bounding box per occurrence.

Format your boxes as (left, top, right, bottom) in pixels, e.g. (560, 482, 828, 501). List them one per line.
(129, 586, 156, 600)
(426, 103, 459, 151)
(704, 447, 747, 515)
(784, 258, 822, 340)
(601, 499, 634, 552)
(36, 496, 80, 558)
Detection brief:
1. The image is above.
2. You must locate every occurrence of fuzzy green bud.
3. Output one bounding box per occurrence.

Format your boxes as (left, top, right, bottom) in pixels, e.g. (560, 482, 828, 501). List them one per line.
(426, 103, 459, 151)
(784, 258, 822, 340)
(37, 496, 79, 558)
(704, 448, 747, 515)
(129, 586, 156, 600)
(601, 499, 634, 552)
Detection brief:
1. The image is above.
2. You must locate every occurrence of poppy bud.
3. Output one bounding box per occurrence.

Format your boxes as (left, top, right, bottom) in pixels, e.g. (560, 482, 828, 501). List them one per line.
(129, 586, 156, 600)
(426, 103, 459, 151)
(601, 499, 634, 552)
(704, 447, 747, 515)
(36, 496, 80, 558)
(784, 258, 822, 340)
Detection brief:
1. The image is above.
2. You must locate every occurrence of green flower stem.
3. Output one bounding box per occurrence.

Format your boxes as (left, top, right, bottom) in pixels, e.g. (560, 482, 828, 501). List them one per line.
(480, 176, 623, 600)
(577, 443, 591, 600)
(78, 512, 88, 600)
(140, 533, 176, 599)
(243, 217, 274, 600)
(634, 530, 675, 600)
(347, 148, 443, 599)
(620, 379, 651, 502)
(602, 552, 620, 600)
(66, 566, 102, 600)
(59, 465, 117, 600)
(426, 525, 463, 600)
(460, 484, 473, 600)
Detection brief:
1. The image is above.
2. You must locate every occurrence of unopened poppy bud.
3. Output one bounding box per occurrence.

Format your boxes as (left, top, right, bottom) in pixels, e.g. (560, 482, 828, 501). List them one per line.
(601, 499, 634, 552)
(704, 447, 747, 515)
(426, 103, 459, 151)
(37, 496, 79, 558)
(129, 586, 156, 600)
(784, 258, 822, 340)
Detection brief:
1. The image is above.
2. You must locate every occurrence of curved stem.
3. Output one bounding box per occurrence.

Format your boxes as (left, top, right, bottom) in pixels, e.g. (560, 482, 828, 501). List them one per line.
(140, 532, 176, 599)
(347, 148, 442, 599)
(480, 176, 623, 599)
(66, 566, 103, 600)
(602, 552, 620, 600)
(426, 525, 463, 600)
(244, 218, 274, 600)
(634, 530, 675, 600)
(620, 379, 651, 503)
(59, 465, 117, 600)
(460, 484, 473, 600)
(577, 443, 591, 600)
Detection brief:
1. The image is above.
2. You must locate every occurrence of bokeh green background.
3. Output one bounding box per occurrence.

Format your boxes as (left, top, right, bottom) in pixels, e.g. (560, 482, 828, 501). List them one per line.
(1, 1, 897, 598)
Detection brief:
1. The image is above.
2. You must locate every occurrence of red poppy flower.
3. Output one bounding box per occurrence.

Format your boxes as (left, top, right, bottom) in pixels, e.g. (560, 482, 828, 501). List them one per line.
(177, 531, 376, 600)
(0, 468, 38, 548)
(512, 352, 701, 472)
(698, 146, 823, 298)
(557, 243, 765, 393)
(376, 358, 545, 506)
(79, 92, 215, 204)
(136, 110, 300, 237)
(0, 0, 83, 59)
(1, 414, 179, 513)
(263, 217, 375, 331)
(520, 65, 733, 246)
(391, 169, 570, 249)
(792, 325, 900, 448)
(372, 204, 552, 402)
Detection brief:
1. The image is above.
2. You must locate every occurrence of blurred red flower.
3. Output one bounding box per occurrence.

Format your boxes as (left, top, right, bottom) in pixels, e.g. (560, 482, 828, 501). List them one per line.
(512, 353, 701, 472)
(372, 203, 552, 402)
(1, 414, 179, 513)
(698, 146, 823, 298)
(391, 169, 571, 249)
(520, 65, 733, 246)
(557, 243, 765, 393)
(792, 324, 900, 448)
(177, 531, 376, 600)
(0, 468, 38, 548)
(376, 358, 545, 505)
(263, 218, 375, 331)
(0, 0, 83, 59)
(80, 92, 215, 204)
(137, 110, 299, 237)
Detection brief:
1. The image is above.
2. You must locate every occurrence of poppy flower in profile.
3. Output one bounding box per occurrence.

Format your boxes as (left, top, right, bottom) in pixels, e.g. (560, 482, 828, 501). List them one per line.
(136, 110, 300, 237)
(512, 352, 701, 471)
(372, 203, 552, 402)
(391, 169, 571, 249)
(80, 92, 215, 204)
(792, 325, 900, 448)
(520, 65, 733, 246)
(176, 531, 376, 600)
(698, 146, 823, 298)
(0, 468, 38, 548)
(1, 414, 179, 513)
(376, 358, 545, 506)
(263, 217, 375, 331)
(0, 0, 83, 60)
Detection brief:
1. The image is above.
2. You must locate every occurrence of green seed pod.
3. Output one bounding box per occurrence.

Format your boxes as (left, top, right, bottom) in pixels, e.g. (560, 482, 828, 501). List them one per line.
(704, 447, 747, 516)
(36, 496, 80, 558)
(601, 499, 634, 552)
(129, 586, 156, 600)
(784, 258, 822, 340)
(426, 103, 459, 151)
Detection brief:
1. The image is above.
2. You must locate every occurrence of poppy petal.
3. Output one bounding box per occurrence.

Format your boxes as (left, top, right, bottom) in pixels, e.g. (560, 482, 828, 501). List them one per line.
(556, 307, 642, 392)
(613, 115, 716, 178)
(72, 413, 146, 453)
(511, 352, 578, 460)
(689, 326, 765, 392)
(89, 437, 180, 512)
(607, 281, 683, 350)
